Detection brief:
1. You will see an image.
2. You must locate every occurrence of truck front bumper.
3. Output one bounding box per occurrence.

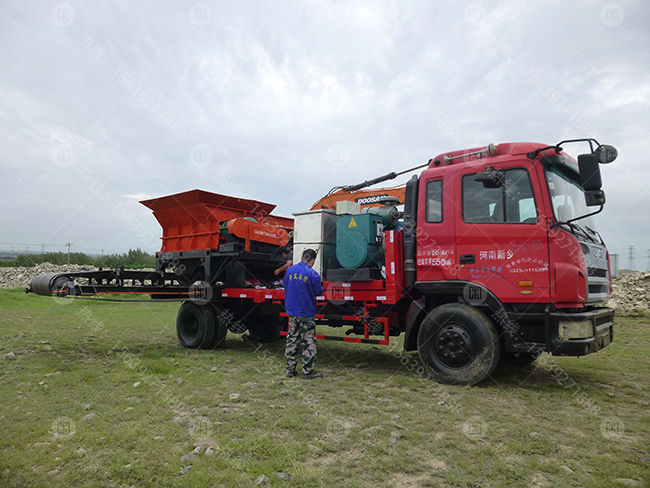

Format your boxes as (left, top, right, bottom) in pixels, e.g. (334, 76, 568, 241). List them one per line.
(549, 307, 614, 356)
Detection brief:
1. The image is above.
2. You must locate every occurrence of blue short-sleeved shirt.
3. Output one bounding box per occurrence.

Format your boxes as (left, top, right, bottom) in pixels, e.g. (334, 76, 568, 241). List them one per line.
(283, 261, 324, 317)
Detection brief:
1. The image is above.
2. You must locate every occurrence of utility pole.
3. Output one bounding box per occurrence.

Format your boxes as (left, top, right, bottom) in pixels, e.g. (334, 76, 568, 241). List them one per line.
(646, 249, 650, 271)
(66, 242, 72, 264)
(41, 242, 46, 253)
(627, 245, 636, 270)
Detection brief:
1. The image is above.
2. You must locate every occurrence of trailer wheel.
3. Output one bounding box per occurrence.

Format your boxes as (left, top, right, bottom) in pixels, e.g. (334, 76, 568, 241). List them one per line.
(208, 305, 228, 349)
(176, 302, 216, 349)
(499, 351, 538, 367)
(417, 304, 500, 386)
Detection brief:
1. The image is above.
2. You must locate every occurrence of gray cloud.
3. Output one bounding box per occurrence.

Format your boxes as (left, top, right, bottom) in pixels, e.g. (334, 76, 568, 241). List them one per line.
(1, 0, 648, 266)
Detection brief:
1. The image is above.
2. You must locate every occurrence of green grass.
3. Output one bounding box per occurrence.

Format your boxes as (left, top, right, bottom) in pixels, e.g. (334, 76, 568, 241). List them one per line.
(1, 287, 649, 487)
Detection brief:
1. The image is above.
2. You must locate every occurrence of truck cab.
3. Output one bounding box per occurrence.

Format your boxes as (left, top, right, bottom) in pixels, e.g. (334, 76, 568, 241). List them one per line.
(407, 140, 615, 384)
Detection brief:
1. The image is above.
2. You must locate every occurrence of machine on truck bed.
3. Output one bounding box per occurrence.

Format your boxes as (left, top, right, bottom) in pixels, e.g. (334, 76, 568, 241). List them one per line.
(28, 138, 617, 385)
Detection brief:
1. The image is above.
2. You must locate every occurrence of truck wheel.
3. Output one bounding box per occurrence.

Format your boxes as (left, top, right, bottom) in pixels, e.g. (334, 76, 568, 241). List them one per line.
(417, 304, 500, 386)
(208, 304, 228, 349)
(176, 302, 216, 349)
(499, 351, 537, 367)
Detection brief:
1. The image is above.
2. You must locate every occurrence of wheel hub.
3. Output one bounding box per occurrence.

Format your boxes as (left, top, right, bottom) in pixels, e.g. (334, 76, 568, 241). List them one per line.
(435, 325, 473, 368)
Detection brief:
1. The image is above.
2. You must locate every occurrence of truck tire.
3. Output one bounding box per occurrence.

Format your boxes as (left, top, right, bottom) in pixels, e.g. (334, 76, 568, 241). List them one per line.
(176, 302, 216, 349)
(417, 303, 500, 386)
(499, 351, 537, 367)
(208, 304, 228, 349)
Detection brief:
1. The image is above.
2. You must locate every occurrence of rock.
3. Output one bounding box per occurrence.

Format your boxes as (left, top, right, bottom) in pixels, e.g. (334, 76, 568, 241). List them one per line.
(529, 432, 541, 439)
(33, 442, 51, 448)
(611, 479, 643, 487)
(3, 352, 16, 360)
(559, 465, 574, 474)
(205, 447, 215, 456)
(179, 465, 193, 475)
(81, 404, 92, 411)
(133, 382, 141, 388)
(193, 446, 206, 455)
(176, 377, 184, 385)
(81, 413, 97, 421)
(229, 393, 240, 400)
(193, 437, 218, 448)
(180, 452, 199, 462)
(76, 448, 86, 455)
(276, 472, 291, 480)
(256, 474, 270, 485)
(279, 388, 293, 395)
(210, 366, 218, 373)
(45, 371, 61, 378)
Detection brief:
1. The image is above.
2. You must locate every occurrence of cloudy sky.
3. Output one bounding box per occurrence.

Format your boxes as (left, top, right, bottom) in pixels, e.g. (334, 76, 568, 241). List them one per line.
(1, 0, 649, 266)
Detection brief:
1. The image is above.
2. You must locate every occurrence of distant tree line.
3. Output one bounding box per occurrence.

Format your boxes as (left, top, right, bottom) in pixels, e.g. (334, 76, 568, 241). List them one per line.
(1, 249, 156, 269)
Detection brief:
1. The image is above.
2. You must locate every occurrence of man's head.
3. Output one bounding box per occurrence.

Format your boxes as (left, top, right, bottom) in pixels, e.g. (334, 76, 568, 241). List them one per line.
(279, 245, 291, 258)
(301, 248, 317, 267)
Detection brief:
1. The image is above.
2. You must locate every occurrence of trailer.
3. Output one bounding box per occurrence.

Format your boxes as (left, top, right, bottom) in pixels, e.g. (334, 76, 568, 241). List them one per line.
(28, 139, 618, 385)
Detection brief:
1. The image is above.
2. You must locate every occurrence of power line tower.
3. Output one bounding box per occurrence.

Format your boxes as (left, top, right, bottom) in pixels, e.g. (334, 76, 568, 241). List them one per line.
(41, 242, 46, 253)
(646, 249, 650, 271)
(627, 245, 636, 270)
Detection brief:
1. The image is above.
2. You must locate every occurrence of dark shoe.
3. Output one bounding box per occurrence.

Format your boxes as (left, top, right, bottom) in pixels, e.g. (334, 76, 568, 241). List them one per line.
(285, 370, 298, 378)
(302, 371, 323, 380)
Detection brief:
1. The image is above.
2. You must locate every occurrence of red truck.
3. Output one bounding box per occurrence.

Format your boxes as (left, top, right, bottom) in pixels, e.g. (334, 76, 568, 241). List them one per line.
(29, 138, 617, 385)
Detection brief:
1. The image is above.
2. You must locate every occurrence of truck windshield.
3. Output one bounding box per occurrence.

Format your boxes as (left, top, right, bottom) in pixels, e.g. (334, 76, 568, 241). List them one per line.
(545, 165, 597, 234)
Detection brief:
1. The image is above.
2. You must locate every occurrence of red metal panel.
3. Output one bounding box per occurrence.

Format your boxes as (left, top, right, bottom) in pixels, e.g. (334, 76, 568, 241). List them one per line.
(140, 189, 293, 252)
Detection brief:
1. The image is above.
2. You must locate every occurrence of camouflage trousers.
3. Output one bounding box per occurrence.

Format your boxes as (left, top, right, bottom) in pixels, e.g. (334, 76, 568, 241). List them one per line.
(285, 316, 317, 375)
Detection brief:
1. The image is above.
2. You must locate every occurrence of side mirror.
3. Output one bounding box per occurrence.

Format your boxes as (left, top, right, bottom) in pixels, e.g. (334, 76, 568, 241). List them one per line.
(578, 154, 602, 191)
(474, 168, 504, 188)
(596, 144, 617, 164)
(579, 153, 605, 207)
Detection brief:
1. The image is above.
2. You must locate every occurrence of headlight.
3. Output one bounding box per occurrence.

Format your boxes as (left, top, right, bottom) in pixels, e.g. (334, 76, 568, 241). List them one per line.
(559, 320, 594, 340)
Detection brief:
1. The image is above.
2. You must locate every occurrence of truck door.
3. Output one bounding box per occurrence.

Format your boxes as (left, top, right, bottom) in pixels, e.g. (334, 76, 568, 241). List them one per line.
(455, 165, 551, 304)
(416, 176, 457, 282)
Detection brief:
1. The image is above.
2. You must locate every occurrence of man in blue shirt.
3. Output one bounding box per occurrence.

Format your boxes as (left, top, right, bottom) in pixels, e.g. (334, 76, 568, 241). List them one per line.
(283, 248, 324, 379)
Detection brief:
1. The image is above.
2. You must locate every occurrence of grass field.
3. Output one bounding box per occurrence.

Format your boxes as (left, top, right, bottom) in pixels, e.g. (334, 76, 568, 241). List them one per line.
(0, 288, 648, 487)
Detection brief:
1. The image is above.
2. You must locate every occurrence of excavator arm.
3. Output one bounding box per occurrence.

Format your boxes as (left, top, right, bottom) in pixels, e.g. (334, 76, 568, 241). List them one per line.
(310, 183, 406, 210)
(310, 162, 429, 210)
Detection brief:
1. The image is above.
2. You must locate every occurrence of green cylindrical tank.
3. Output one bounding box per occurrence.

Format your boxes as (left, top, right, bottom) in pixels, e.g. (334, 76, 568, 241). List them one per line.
(336, 213, 384, 269)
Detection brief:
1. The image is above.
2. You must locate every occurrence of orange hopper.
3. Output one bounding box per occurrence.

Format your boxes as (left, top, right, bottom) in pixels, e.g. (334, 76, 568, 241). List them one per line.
(140, 189, 293, 253)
